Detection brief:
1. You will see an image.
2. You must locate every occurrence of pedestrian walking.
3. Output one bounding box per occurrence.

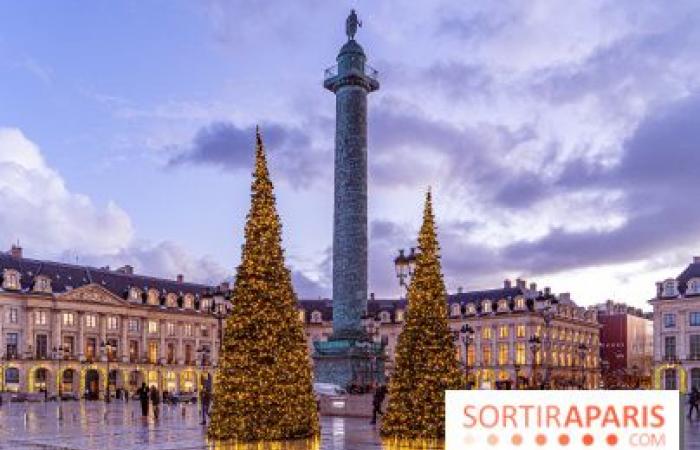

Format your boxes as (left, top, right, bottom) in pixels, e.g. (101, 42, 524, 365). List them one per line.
(370, 383, 387, 425)
(137, 383, 149, 418)
(125, 388, 129, 403)
(689, 387, 700, 420)
(200, 386, 211, 425)
(150, 385, 161, 420)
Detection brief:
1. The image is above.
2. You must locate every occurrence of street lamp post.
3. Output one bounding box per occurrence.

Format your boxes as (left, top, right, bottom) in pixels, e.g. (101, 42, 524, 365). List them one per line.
(460, 324, 475, 389)
(197, 346, 211, 392)
(514, 364, 521, 390)
(100, 341, 114, 403)
(52, 345, 68, 420)
(577, 343, 588, 389)
(393, 248, 417, 296)
(528, 336, 541, 389)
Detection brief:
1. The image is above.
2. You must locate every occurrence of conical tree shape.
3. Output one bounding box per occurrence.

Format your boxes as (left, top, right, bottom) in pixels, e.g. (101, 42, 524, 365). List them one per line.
(381, 190, 464, 438)
(208, 128, 319, 441)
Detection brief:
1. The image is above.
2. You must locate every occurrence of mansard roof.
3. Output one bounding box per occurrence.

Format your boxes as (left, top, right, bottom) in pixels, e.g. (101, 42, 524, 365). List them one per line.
(0, 252, 217, 306)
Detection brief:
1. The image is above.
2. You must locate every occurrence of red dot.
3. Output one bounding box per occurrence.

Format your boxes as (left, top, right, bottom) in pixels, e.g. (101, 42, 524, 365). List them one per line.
(583, 434, 594, 446)
(606, 434, 618, 446)
(558, 434, 570, 446)
(511, 434, 523, 446)
(536, 434, 547, 446)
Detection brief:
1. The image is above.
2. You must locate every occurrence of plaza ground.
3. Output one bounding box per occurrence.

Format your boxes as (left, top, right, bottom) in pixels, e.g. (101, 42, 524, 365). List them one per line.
(2, 400, 700, 449)
(0, 400, 442, 450)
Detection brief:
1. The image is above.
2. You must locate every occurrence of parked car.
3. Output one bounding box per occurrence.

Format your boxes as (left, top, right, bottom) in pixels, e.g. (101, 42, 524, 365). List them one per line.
(166, 393, 198, 404)
(313, 383, 347, 397)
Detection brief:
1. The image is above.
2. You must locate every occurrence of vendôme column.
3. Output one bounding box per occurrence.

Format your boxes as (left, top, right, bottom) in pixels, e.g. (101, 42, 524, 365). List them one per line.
(313, 10, 384, 388)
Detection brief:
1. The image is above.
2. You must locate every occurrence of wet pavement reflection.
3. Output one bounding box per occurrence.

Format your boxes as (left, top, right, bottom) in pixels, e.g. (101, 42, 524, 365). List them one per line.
(0, 401, 445, 450)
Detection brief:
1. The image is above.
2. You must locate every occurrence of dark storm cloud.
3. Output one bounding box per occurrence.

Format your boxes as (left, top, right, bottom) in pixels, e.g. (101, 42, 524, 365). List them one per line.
(502, 93, 700, 273)
(169, 121, 328, 188)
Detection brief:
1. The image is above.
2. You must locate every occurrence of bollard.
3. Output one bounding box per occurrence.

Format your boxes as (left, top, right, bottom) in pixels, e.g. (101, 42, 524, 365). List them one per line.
(181, 405, 186, 418)
(24, 412, 28, 427)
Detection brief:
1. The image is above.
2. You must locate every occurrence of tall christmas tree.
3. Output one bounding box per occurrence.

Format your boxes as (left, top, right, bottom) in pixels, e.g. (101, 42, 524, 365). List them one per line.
(208, 128, 319, 441)
(381, 190, 464, 439)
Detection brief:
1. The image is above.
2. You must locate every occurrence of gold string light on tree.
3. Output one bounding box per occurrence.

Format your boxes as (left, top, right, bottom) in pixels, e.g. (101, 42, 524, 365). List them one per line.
(208, 127, 319, 442)
(381, 189, 464, 439)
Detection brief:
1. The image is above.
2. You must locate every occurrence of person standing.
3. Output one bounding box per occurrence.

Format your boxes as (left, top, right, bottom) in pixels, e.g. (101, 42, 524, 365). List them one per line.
(137, 383, 149, 418)
(150, 385, 161, 420)
(370, 384, 387, 425)
(689, 387, 700, 420)
(200, 386, 211, 425)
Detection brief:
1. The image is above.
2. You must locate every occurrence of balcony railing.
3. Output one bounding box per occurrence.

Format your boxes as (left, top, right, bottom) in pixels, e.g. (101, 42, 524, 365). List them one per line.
(323, 64, 379, 83)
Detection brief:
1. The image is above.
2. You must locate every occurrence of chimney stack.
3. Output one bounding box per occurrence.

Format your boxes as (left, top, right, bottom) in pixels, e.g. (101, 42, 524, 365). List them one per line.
(529, 282, 537, 292)
(694, 256, 700, 264)
(515, 278, 526, 289)
(176, 274, 184, 283)
(504, 279, 512, 289)
(116, 265, 134, 275)
(370, 292, 375, 301)
(656, 282, 663, 298)
(544, 286, 551, 296)
(219, 281, 230, 292)
(457, 286, 463, 294)
(9, 245, 22, 259)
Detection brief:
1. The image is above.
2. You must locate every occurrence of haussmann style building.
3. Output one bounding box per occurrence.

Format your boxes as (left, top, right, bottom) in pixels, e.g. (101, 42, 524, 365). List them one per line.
(0, 246, 229, 401)
(299, 278, 601, 390)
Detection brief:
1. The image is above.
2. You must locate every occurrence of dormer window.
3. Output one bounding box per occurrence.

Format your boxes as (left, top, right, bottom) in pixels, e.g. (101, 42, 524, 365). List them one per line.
(201, 298, 210, 311)
(450, 303, 461, 317)
(33, 276, 51, 293)
(184, 294, 194, 309)
(380, 311, 391, 323)
(311, 311, 322, 323)
(497, 299, 509, 312)
(467, 304, 476, 315)
(482, 301, 491, 313)
(689, 279, 700, 295)
(396, 309, 404, 322)
(663, 279, 678, 297)
(298, 310, 305, 322)
(515, 297, 525, 310)
(3, 269, 20, 290)
(163, 293, 175, 308)
(148, 289, 160, 306)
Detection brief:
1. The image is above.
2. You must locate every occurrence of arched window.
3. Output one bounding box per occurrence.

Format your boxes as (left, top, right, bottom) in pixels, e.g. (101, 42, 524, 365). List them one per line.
(5, 367, 19, 384)
(165, 293, 177, 307)
(184, 294, 194, 309)
(129, 287, 141, 302)
(692, 368, 700, 390)
(450, 304, 461, 317)
(664, 368, 677, 390)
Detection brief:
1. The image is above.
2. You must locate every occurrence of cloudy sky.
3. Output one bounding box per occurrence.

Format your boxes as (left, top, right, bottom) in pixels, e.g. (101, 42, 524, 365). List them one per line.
(1, 1, 699, 308)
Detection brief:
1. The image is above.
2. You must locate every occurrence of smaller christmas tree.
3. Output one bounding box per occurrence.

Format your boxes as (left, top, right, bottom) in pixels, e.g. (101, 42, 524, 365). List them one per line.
(381, 189, 464, 439)
(208, 128, 319, 441)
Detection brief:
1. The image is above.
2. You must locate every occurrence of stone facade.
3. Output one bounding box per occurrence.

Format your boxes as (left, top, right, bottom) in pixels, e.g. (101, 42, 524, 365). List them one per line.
(325, 38, 379, 340)
(650, 256, 700, 392)
(0, 248, 227, 399)
(300, 279, 601, 389)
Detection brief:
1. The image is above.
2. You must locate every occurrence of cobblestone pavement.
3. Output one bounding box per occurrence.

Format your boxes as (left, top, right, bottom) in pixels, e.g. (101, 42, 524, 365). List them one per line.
(0, 401, 443, 450)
